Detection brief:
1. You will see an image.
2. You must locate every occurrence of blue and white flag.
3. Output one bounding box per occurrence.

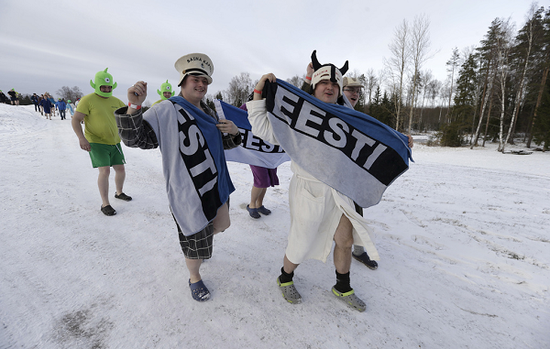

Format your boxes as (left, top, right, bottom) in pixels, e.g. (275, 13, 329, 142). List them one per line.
(214, 99, 290, 169)
(263, 79, 412, 208)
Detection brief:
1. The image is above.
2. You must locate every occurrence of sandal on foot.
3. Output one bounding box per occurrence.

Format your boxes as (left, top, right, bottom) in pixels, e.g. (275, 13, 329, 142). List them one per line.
(332, 287, 366, 312)
(246, 205, 261, 219)
(277, 277, 302, 304)
(100, 205, 116, 216)
(115, 192, 132, 201)
(189, 279, 210, 302)
(352, 252, 378, 270)
(257, 205, 271, 215)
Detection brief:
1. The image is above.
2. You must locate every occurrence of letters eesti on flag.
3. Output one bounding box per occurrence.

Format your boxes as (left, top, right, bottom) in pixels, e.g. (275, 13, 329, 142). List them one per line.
(214, 99, 290, 169)
(263, 79, 412, 208)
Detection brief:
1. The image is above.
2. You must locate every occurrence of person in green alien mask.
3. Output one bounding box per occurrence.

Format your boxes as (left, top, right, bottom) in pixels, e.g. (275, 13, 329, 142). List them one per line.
(152, 80, 175, 106)
(71, 68, 133, 216)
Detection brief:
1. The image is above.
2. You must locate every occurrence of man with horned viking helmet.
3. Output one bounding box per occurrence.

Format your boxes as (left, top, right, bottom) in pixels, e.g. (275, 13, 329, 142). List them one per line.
(246, 51, 369, 312)
(302, 55, 413, 272)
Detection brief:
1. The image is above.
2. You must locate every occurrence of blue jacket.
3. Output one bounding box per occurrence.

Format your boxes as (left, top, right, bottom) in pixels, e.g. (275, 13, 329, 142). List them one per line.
(56, 101, 67, 110)
(40, 99, 53, 113)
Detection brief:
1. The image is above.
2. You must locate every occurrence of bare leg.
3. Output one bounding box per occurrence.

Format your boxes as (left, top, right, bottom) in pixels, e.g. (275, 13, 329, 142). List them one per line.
(212, 202, 230, 234)
(97, 166, 111, 207)
(333, 214, 354, 274)
(249, 186, 267, 209)
(283, 254, 299, 274)
(112, 164, 126, 195)
(187, 202, 229, 284)
(186, 258, 203, 283)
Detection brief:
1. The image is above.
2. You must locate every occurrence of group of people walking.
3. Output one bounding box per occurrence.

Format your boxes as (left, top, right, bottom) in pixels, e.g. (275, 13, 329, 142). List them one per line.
(30, 93, 76, 120)
(72, 52, 413, 312)
(0, 90, 77, 122)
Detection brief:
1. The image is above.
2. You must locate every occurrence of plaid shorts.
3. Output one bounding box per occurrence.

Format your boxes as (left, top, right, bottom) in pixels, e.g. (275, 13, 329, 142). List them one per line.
(176, 221, 214, 260)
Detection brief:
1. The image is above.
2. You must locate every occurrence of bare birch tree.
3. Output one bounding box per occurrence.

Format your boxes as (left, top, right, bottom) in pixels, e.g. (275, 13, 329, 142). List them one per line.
(407, 14, 431, 134)
(445, 47, 460, 123)
(471, 19, 502, 148)
(385, 19, 410, 132)
(364, 68, 378, 107)
(495, 19, 514, 152)
(503, 5, 544, 150)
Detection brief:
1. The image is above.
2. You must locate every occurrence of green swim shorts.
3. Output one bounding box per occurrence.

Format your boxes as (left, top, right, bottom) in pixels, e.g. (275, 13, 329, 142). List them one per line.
(89, 143, 126, 168)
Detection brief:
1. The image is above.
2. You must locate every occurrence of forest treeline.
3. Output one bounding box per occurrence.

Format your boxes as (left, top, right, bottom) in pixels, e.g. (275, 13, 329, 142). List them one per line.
(209, 4, 550, 151)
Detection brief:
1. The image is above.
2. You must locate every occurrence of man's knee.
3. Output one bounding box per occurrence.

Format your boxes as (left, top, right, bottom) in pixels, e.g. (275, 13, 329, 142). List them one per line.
(98, 166, 111, 176)
(213, 203, 230, 233)
(334, 231, 354, 249)
(335, 235, 354, 249)
(213, 215, 230, 233)
(113, 164, 126, 174)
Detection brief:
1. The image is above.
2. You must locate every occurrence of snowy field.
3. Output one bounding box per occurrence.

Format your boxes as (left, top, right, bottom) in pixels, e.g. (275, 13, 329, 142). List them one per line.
(1, 104, 549, 349)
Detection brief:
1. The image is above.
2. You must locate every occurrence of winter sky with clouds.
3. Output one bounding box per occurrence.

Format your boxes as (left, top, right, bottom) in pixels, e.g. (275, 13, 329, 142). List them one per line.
(0, 0, 535, 103)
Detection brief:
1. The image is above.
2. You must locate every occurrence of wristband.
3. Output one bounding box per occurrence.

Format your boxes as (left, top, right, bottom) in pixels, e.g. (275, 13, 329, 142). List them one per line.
(305, 76, 312, 81)
(129, 103, 142, 110)
(253, 89, 262, 94)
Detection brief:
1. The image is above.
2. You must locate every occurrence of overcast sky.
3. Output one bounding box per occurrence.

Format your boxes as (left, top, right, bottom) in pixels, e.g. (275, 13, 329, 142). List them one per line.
(0, 0, 536, 103)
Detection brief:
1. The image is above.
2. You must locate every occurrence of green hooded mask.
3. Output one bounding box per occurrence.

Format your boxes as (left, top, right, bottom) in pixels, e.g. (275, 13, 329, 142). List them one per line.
(157, 80, 175, 100)
(90, 68, 117, 97)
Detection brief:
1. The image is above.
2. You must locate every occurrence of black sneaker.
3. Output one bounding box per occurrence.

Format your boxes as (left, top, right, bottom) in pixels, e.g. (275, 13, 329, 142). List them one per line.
(101, 205, 116, 216)
(352, 252, 378, 270)
(115, 192, 132, 201)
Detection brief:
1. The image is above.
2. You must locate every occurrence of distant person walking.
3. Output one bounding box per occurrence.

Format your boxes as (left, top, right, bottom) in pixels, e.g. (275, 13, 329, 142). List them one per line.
(31, 93, 40, 112)
(56, 98, 67, 120)
(7, 89, 19, 105)
(38, 94, 45, 115)
(71, 68, 132, 216)
(47, 95, 56, 116)
(40, 96, 53, 119)
(67, 100, 75, 116)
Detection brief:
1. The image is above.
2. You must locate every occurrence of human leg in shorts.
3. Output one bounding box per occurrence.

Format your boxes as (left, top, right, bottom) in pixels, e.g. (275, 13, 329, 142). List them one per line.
(248, 165, 279, 217)
(176, 202, 230, 301)
(89, 143, 128, 210)
(178, 202, 230, 281)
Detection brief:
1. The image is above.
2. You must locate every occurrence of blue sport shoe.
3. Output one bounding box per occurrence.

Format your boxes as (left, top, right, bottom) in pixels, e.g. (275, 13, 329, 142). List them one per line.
(246, 205, 261, 219)
(257, 205, 271, 215)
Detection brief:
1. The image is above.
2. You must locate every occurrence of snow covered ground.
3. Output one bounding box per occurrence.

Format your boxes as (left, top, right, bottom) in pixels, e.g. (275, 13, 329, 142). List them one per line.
(1, 104, 549, 349)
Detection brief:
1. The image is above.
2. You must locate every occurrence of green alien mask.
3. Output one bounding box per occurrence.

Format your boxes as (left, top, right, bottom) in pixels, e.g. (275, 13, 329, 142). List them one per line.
(90, 68, 117, 97)
(157, 80, 175, 100)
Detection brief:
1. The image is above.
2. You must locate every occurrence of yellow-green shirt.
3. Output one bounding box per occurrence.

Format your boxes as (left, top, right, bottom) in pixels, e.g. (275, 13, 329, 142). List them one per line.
(76, 93, 125, 145)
